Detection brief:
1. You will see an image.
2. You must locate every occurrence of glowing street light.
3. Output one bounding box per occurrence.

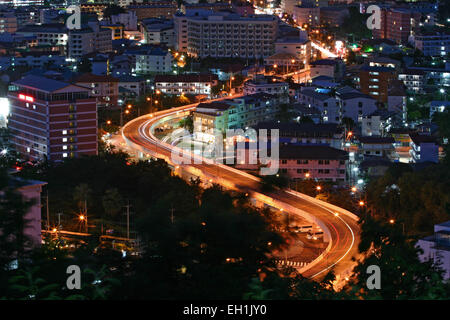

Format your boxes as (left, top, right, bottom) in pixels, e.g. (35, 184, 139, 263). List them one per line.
(316, 185, 321, 191)
(106, 120, 112, 125)
(305, 172, 310, 178)
(389, 219, 395, 224)
(359, 201, 365, 206)
(351, 186, 357, 192)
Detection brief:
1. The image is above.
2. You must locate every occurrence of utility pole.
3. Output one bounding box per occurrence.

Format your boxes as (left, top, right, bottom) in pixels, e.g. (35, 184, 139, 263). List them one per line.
(57, 212, 63, 229)
(84, 199, 88, 233)
(170, 205, 175, 224)
(124, 201, 131, 239)
(46, 190, 50, 231)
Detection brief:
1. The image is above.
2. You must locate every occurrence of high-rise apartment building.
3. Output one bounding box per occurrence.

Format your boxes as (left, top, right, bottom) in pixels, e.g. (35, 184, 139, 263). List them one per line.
(174, 10, 278, 59)
(7, 75, 98, 162)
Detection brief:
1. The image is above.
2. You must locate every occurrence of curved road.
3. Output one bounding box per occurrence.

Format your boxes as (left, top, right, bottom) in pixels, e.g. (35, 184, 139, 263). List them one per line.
(121, 103, 360, 282)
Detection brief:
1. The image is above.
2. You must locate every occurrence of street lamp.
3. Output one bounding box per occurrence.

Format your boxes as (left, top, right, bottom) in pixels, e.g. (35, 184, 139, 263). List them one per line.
(316, 185, 321, 191)
(351, 186, 357, 193)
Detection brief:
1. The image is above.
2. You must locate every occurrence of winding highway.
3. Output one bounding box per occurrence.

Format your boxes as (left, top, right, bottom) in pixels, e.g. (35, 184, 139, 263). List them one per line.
(120, 101, 361, 283)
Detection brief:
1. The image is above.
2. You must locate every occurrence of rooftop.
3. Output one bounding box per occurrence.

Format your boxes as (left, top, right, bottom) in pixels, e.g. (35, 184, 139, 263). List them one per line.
(409, 133, 437, 145)
(359, 136, 395, 144)
(310, 59, 340, 66)
(279, 145, 348, 160)
(13, 75, 81, 93)
(75, 73, 119, 83)
(338, 91, 375, 100)
(255, 121, 342, 134)
(360, 65, 396, 72)
(154, 74, 218, 83)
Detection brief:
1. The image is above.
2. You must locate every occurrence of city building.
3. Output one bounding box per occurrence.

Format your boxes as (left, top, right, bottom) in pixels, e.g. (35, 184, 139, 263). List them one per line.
(15, 23, 68, 48)
(193, 93, 282, 142)
(225, 93, 282, 129)
(175, 10, 278, 59)
(68, 28, 94, 59)
(243, 75, 289, 101)
(387, 80, 407, 123)
(409, 133, 439, 163)
(193, 101, 230, 142)
(128, 46, 173, 75)
(255, 121, 343, 149)
(297, 88, 339, 124)
(141, 18, 175, 46)
(118, 76, 146, 98)
(359, 65, 397, 103)
(274, 37, 311, 65)
(293, 5, 320, 28)
(373, 8, 422, 45)
(411, 29, 450, 57)
(358, 136, 397, 159)
(361, 110, 396, 137)
(281, 0, 302, 15)
(367, 56, 401, 71)
(75, 73, 119, 109)
(0, 52, 65, 69)
(417, 221, 450, 280)
(181, 2, 233, 14)
(7, 75, 98, 162)
(320, 6, 349, 27)
(154, 74, 218, 96)
(110, 11, 138, 31)
(398, 69, 426, 94)
(336, 91, 378, 123)
(429, 100, 450, 118)
(128, 3, 178, 21)
(100, 24, 124, 40)
(7, 178, 47, 248)
(232, 2, 255, 17)
(264, 52, 303, 70)
(0, 11, 18, 33)
(309, 59, 345, 81)
(0, 0, 43, 6)
(278, 145, 348, 181)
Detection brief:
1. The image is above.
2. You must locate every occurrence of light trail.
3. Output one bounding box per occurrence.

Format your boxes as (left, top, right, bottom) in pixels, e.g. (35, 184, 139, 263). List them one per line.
(311, 41, 338, 58)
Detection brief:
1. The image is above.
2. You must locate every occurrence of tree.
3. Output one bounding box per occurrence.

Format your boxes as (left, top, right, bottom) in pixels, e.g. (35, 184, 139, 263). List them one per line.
(344, 216, 450, 299)
(260, 173, 289, 192)
(178, 115, 194, 133)
(77, 57, 92, 74)
(0, 169, 34, 295)
(73, 183, 91, 215)
(342, 117, 355, 131)
(102, 188, 123, 220)
(103, 5, 126, 18)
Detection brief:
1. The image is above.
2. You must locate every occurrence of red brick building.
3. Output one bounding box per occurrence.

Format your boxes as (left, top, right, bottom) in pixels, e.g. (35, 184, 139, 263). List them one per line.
(373, 8, 421, 44)
(359, 65, 397, 103)
(7, 75, 98, 162)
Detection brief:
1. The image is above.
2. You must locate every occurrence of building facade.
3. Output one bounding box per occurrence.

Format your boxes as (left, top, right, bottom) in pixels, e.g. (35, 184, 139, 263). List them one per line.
(175, 10, 278, 59)
(154, 74, 219, 96)
(7, 75, 98, 162)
